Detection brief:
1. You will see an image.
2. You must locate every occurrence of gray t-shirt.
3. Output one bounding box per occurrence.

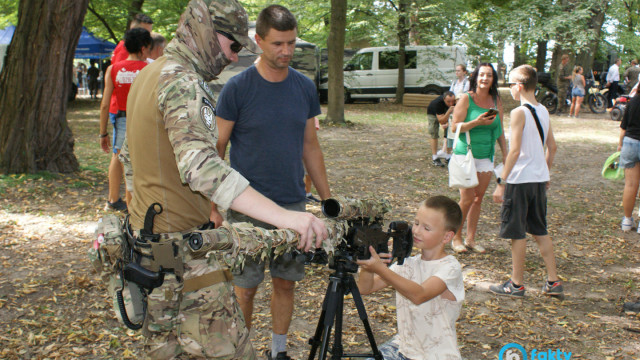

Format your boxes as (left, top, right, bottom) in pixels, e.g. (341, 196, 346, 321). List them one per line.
(572, 73, 584, 92)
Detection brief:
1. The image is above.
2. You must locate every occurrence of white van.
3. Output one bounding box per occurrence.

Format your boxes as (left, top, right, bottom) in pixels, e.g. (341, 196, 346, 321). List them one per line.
(319, 45, 466, 102)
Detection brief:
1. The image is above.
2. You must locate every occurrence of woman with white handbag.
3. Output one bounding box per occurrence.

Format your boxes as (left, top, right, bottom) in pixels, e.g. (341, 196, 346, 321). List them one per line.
(449, 63, 508, 253)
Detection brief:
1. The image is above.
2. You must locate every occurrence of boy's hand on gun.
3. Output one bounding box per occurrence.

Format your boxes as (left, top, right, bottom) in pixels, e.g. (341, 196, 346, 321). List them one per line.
(356, 246, 392, 273)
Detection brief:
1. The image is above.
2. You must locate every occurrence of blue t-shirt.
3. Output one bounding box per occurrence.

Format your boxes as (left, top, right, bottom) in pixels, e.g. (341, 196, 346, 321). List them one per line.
(216, 65, 321, 205)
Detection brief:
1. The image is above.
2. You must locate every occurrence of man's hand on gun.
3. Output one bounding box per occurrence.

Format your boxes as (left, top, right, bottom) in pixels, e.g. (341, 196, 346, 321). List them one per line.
(284, 211, 328, 252)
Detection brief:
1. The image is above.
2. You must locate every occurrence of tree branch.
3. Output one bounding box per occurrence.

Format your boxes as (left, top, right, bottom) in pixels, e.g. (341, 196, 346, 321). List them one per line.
(387, 0, 399, 12)
(87, 1, 118, 43)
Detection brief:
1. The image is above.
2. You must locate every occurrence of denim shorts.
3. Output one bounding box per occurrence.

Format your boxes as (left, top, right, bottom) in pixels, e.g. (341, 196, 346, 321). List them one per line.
(229, 201, 307, 288)
(572, 88, 585, 97)
(620, 137, 640, 169)
(111, 115, 126, 153)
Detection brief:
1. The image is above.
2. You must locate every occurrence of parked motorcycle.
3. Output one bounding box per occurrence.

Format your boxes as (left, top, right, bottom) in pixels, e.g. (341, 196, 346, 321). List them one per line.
(535, 71, 607, 114)
(585, 74, 607, 114)
(611, 95, 630, 121)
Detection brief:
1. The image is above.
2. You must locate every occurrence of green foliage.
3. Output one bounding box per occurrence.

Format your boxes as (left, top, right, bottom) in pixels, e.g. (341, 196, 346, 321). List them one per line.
(83, 0, 189, 43)
(606, 0, 640, 60)
(1, 0, 633, 70)
(0, 0, 18, 28)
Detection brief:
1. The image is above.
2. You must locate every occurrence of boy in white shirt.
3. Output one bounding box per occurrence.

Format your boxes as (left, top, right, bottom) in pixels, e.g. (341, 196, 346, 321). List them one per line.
(490, 64, 563, 299)
(357, 196, 465, 360)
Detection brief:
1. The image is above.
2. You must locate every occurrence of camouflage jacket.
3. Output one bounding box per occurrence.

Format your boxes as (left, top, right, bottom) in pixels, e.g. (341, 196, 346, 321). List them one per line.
(121, 0, 250, 232)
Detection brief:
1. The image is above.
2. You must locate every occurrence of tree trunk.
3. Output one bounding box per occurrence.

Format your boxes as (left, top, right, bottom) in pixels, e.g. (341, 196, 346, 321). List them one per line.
(575, 0, 609, 75)
(513, 44, 527, 68)
(394, 0, 408, 103)
(326, 0, 347, 124)
(535, 40, 547, 73)
(497, 40, 506, 86)
(0, 0, 87, 174)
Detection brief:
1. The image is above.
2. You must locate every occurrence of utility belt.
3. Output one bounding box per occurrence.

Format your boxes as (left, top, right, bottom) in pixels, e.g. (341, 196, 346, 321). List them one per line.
(129, 216, 234, 294)
(90, 203, 234, 331)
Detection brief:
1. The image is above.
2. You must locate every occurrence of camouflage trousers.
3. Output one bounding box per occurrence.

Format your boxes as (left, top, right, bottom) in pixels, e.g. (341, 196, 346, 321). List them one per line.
(137, 233, 257, 360)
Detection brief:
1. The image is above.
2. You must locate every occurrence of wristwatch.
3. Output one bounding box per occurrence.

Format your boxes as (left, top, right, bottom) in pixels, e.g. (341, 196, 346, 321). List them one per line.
(99, 133, 108, 138)
(496, 177, 503, 185)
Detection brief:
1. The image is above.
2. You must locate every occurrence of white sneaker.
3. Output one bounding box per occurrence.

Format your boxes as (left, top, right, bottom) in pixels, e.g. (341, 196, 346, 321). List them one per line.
(622, 217, 635, 232)
(436, 150, 446, 159)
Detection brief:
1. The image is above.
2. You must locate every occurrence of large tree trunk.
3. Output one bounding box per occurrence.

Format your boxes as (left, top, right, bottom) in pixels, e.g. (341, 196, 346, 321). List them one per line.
(0, 0, 88, 174)
(536, 40, 547, 73)
(326, 0, 347, 124)
(394, 0, 409, 104)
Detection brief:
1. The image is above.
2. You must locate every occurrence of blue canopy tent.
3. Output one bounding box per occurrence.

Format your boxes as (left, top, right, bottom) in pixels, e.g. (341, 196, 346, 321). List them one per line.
(0, 25, 15, 45)
(0, 25, 15, 72)
(0, 25, 115, 59)
(74, 27, 116, 59)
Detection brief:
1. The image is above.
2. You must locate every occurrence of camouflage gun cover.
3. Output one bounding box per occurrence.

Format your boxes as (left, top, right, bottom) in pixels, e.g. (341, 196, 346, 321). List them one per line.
(187, 197, 390, 269)
(188, 219, 348, 270)
(321, 195, 391, 220)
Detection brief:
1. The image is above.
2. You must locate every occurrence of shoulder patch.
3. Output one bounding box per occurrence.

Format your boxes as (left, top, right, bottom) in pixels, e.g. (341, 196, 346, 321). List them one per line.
(199, 79, 214, 99)
(200, 97, 216, 131)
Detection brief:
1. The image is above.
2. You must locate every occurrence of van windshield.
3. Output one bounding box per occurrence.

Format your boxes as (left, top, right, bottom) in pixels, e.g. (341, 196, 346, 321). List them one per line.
(380, 50, 417, 70)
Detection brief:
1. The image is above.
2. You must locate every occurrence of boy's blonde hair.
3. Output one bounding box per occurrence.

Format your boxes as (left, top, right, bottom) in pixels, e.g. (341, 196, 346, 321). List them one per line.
(421, 196, 462, 233)
(509, 64, 537, 92)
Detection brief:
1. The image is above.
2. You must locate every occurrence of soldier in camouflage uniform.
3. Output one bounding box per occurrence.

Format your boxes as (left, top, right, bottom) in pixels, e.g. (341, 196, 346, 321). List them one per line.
(120, 0, 327, 358)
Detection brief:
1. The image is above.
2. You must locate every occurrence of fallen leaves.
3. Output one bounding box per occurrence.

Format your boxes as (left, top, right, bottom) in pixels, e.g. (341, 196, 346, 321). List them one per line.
(0, 102, 639, 359)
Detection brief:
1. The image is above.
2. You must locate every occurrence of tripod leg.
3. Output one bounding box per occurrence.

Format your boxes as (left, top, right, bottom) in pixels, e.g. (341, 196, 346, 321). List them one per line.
(348, 275, 383, 360)
(308, 282, 332, 360)
(318, 277, 342, 360)
(330, 281, 345, 360)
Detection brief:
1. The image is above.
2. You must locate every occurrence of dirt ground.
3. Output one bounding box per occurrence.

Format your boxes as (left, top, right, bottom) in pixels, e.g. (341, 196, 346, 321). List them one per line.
(1, 99, 639, 359)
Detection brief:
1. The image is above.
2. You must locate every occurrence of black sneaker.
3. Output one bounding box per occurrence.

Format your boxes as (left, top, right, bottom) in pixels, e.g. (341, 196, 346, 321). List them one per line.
(432, 158, 445, 168)
(264, 350, 292, 360)
(489, 279, 525, 298)
(305, 193, 321, 203)
(104, 198, 127, 212)
(542, 280, 565, 300)
(624, 301, 640, 314)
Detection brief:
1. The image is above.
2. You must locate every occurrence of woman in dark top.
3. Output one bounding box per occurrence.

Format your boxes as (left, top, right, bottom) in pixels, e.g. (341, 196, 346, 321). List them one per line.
(619, 92, 640, 313)
(618, 92, 640, 232)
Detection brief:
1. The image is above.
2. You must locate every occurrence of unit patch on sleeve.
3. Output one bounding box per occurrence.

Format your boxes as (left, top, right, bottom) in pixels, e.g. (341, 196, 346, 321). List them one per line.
(200, 97, 216, 131)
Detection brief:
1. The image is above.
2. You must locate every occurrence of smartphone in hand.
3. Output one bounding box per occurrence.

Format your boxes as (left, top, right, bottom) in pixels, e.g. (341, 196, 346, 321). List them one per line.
(486, 108, 498, 117)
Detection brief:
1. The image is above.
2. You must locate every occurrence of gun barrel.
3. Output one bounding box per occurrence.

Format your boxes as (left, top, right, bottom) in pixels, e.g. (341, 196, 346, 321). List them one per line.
(321, 196, 391, 220)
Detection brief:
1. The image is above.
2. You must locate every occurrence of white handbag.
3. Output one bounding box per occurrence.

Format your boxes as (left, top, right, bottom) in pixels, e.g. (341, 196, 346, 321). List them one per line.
(448, 123, 479, 189)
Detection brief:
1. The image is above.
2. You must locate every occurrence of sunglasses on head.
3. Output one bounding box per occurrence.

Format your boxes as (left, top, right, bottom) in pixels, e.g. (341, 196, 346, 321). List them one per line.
(216, 30, 243, 54)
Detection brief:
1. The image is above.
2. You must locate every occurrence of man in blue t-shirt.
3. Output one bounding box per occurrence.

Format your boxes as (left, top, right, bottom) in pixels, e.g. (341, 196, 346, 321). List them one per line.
(215, 5, 331, 359)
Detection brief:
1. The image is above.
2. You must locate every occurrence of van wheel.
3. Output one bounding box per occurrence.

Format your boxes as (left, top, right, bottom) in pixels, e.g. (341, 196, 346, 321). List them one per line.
(319, 89, 328, 104)
(422, 85, 442, 95)
(344, 88, 353, 104)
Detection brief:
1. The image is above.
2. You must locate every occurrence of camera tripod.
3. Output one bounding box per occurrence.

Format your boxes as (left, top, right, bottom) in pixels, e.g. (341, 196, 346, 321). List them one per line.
(308, 257, 383, 360)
